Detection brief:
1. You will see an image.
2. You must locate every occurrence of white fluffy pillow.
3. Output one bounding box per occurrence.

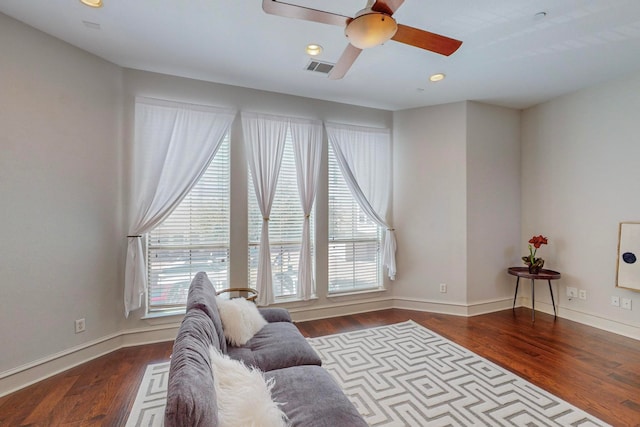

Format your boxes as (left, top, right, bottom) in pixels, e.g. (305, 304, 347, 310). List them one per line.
(209, 347, 288, 427)
(216, 297, 268, 346)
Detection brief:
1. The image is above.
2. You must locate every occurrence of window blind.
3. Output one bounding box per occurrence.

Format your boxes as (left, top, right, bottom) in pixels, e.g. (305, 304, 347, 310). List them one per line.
(328, 143, 381, 293)
(248, 130, 314, 298)
(147, 135, 230, 311)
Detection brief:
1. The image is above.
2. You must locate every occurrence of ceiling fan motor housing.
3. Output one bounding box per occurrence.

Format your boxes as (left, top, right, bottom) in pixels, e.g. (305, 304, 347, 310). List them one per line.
(345, 11, 398, 49)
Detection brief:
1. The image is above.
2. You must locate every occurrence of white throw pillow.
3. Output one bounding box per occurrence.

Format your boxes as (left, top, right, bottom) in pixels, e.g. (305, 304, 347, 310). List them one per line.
(209, 347, 288, 427)
(216, 297, 268, 346)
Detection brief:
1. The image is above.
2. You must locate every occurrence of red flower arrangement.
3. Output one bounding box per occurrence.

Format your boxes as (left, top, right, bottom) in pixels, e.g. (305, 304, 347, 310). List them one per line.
(523, 235, 548, 273)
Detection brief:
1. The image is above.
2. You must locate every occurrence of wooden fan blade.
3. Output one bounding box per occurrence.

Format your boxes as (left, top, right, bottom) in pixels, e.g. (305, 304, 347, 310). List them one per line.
(329, 44, 363, 80)
(371, 0, 405, 16)
(262, 0, 350, 27)
(392, 24, 462, 56)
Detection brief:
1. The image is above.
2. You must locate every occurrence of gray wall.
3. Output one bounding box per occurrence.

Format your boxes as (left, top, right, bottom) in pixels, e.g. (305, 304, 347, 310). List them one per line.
(392, 101, 521, 312)
(0, 13, 123, 373)
(466, 102, 521, 304)
(392, 102, 469, 306)
(521, 72, 640, 337)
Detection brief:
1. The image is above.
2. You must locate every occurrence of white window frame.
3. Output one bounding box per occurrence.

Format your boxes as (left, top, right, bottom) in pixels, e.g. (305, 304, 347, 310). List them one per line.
(248, 129, 315, 299)
(327, 143, 382, 294)
(146, 134, 231, 313)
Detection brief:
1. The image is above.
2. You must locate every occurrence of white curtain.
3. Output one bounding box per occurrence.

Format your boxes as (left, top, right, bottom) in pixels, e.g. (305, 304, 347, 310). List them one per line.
(242, 112, 289, 306)
(125, 97, 236, 317)
(325, 122, 397, 280)
(290, 118, 323, 300)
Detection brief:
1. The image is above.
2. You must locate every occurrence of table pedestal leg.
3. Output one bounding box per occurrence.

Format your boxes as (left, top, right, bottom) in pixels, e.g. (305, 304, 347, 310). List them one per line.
(548, 280, 556, 317)
(513, 277, 520, 310)
(531, 278, 535, 322)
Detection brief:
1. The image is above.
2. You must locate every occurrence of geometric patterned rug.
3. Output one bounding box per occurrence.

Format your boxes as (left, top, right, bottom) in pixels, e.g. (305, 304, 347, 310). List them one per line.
(126, 320, 610, 427)
(125, 361, 169, 427)
(307, 320, 610, 427)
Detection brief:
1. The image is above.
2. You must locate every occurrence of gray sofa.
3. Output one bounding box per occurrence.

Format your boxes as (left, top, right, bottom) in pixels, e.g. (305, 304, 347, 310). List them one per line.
(165, 272, 367, 427)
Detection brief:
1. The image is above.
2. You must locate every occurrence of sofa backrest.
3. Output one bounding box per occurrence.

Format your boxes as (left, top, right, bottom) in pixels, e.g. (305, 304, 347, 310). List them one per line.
(165, 307, 220, 427)
(186, 271, 227, 353)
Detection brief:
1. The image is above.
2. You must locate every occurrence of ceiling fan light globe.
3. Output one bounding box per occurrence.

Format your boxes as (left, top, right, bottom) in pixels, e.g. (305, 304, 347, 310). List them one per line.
(345, 12, 397, 49)
(80, 0, 103, 7)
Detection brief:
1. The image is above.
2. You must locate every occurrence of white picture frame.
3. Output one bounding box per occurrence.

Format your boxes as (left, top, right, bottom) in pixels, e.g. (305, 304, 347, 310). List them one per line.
(616, 222, 640, 292)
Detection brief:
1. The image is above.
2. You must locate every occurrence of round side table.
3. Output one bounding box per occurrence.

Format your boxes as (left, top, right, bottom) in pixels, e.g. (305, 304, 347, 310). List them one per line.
(216, 287, 258, 302)
(507, 267, 561, 321)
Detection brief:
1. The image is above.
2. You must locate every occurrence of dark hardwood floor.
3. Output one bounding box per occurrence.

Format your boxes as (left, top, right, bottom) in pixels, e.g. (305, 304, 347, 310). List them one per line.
(298, 308, 640, 426)
(0, 308, 638, 426)
(0, 342, 173, 427)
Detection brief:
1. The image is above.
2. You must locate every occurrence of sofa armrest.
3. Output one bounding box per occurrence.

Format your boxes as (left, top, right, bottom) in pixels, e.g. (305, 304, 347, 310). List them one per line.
(258, 307, 292, 323)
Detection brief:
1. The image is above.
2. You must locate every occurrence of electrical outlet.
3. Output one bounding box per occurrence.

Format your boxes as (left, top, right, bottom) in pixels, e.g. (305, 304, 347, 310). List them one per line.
(578, 289, 587, 300)
(75, 318, 86, 334)
(611, 296, 620, 307)
(439, 283, 447, 293)
(621, 298, 632, 310)
(566, 287, 578, 298)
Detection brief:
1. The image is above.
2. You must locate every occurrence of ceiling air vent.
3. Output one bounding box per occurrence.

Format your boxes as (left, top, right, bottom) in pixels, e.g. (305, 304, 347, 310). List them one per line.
(305, 60, 334, 75)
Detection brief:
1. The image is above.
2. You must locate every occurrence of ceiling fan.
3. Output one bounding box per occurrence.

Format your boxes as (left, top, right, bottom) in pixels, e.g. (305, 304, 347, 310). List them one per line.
(262, 0, 463, 80)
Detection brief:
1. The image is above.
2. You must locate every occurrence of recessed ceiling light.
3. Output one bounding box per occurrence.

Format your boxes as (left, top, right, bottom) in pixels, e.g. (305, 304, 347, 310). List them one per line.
(305, 44, 323, 56)
(429, 73, 446, 82)
(80, 0, 103, 8)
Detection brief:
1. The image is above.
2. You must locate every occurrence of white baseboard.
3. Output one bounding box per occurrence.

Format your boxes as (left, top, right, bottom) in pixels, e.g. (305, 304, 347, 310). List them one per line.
(518, 297, 640, 341)
(393, 296, 515, 316)
(288, 297, 394, 322)
(558, 306, 640, 340)
(119, 324, 181, 347)
(2, 296, 638, 397)
(517, 297, 640, 340)
(0, 323, 180, 398)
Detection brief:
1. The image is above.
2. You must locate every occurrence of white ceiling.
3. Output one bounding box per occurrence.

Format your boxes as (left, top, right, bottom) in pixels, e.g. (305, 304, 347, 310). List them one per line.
(3, 0, 640, 111)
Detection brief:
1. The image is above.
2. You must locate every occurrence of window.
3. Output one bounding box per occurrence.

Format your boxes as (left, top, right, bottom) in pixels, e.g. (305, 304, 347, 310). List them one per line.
(328, 143, 382, 293)
(248, 130, 314, 298)
(146, 134, 230, 312)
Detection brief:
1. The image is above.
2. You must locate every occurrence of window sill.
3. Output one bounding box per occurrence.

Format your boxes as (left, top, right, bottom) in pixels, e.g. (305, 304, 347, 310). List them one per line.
(139, 294, 320, 321)
(142, 309, 186, 325)
(327, 287, 387, 299)
(270, 295, 319, 305)
(138, 289, 383, 322)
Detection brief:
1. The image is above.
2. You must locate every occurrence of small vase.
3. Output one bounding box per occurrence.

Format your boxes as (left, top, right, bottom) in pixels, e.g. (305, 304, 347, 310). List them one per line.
(522, 256, 544, 274)
(528, 264, 542, 274)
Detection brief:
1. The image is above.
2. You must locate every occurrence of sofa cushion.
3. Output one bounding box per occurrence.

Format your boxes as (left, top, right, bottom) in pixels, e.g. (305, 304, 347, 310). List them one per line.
(258, 307, 292, 323)
(266, 365, 368, 427)
(186, 272, 227, 353)
(209, 347, 288, 427)
(165, 309, 220, 427)
(226, 321, 321, 371)
(217, 297, 268, 346)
